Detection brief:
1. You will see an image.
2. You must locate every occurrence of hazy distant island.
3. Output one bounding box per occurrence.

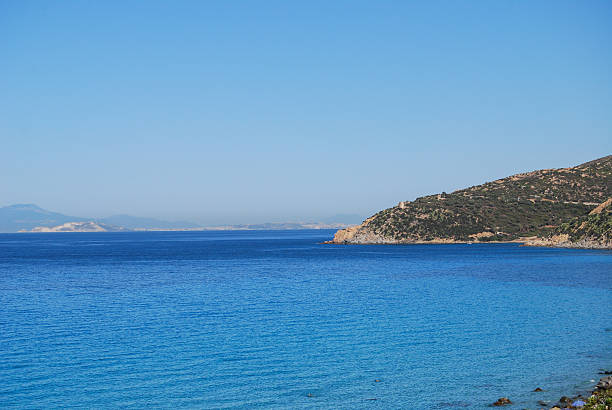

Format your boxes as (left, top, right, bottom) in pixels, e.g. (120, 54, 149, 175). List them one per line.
(0, 204, 201, 232)
(200, 222, 352, 231)
(329, 155, 612, 249)
(29, 221, 127, 233)
(20, 221, 353, 233)
(0, 204, 357, 233)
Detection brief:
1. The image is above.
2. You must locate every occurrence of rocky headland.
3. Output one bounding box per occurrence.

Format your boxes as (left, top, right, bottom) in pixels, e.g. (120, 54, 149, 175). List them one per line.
(328, 155, 612, 249)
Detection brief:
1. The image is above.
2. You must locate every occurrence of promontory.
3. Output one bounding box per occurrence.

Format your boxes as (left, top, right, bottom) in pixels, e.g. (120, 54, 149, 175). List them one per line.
(329, 155, 612, 249)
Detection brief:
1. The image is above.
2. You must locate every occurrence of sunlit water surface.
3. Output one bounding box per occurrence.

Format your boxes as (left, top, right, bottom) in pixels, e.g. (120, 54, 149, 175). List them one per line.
(1, 230, 610, 409)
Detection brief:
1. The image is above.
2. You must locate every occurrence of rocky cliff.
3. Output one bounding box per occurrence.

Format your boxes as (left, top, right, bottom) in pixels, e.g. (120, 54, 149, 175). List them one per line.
(330, 155, 612, 246)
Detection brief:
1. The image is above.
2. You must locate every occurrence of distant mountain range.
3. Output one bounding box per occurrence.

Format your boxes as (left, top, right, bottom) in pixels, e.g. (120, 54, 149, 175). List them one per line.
(0, 204, 200, 232)
(330, 155, 612, 248)
(30, 221, 127, 233)
(0, 204, 360, 233)
(0, 204, 83, 232)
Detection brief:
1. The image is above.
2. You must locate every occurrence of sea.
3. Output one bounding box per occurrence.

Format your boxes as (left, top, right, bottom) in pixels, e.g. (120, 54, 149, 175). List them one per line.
(0, 230, 610, 409)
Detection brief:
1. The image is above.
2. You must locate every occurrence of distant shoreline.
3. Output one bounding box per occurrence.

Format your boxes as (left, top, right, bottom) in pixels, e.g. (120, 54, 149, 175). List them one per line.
(324, 239, 612, 250)
(12, 227, 342, 233)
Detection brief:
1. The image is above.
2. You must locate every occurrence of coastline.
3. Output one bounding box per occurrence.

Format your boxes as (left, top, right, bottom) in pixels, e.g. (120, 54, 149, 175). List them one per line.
(324, 238, 612, 250)
(324, 227, 612, 249)
(516, 373, 611, 409)
(322, 239, 525, 245)
(521, 238, 612, 250)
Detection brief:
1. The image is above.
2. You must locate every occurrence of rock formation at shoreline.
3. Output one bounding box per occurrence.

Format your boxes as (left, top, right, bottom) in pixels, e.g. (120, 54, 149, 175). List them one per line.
(329, 155, 612, 246)
(549, 375, 612, 409)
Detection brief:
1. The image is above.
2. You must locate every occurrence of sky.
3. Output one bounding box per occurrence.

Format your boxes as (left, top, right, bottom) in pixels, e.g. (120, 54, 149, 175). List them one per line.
(1, 1, 611, 225)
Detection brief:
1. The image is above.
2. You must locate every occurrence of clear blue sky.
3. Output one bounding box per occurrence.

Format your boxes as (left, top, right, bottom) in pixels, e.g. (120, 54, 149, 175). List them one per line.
(1, 1, 611, 224)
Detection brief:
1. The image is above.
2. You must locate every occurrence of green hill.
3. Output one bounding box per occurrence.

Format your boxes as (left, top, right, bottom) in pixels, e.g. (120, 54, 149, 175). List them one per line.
(525, 198, 612, 248)
(330, 155, 612, 245)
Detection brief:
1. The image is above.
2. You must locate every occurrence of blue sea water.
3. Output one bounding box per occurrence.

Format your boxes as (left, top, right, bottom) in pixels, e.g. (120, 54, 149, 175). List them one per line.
(0, 230, 610, 409)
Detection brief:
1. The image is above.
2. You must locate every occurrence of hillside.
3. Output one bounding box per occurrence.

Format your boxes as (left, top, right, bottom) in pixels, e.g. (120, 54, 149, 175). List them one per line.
(525, 198, 612, 249)
(330, 155, 612, 245)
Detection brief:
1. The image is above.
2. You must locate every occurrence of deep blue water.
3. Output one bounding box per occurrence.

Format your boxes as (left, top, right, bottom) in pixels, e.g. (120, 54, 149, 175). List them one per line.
(0, 230, 610, 409)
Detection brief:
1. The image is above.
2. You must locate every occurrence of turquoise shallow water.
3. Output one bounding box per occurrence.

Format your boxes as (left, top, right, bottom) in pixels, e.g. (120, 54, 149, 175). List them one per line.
(0, 230, 610, 409)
